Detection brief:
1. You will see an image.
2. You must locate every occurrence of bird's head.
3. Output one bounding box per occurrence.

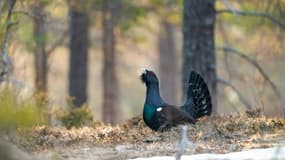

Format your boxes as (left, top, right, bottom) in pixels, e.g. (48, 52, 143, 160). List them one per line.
(140, 69, 159, 85)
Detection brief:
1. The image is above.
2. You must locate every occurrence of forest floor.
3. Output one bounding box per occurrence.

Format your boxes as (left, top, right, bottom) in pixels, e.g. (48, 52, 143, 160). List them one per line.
(8, 110, 285, 160)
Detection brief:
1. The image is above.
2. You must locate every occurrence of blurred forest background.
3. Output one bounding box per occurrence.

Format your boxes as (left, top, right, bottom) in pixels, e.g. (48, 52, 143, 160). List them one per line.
(0, 0, 285, 126)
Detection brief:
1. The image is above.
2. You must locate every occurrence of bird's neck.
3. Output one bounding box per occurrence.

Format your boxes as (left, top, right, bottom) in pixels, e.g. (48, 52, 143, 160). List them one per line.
(145, 83, 164, 106)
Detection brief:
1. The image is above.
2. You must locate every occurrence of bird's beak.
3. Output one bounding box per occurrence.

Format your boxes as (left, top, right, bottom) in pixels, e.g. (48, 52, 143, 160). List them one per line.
(140, 68, 147, 83)
(140, 68, 147, 75)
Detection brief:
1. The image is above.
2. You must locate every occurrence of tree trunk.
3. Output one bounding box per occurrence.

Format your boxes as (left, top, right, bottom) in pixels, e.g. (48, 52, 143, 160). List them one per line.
(182, 0, 217, 112)
(102, 0, 119, 124)
(158, 19, 178, 105)
(68, 5, 89, 107)
(33, 3, 47, 94)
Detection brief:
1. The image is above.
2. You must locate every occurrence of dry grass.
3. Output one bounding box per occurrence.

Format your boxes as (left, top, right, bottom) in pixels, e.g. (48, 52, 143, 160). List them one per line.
(16, 110, 285, 158)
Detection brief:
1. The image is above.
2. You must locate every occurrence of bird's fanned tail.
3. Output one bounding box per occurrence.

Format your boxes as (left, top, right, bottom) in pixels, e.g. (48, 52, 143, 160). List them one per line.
(181, 71, 212, 119)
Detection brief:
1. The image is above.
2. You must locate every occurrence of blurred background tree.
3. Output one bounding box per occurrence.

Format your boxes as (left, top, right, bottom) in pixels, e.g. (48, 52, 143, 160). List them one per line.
(32, 1, 48, 94)
(0, 0, 284, 126)
(154, 0, 181, 105)
(182, 0, 217, 111)
(100, 0, 147, 124)
(101, 0, 120, 124)
(68, 0, 89, 107)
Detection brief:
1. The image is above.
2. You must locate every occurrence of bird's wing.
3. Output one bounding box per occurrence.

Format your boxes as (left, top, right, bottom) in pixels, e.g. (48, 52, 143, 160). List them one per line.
(155, 105, 196, 129)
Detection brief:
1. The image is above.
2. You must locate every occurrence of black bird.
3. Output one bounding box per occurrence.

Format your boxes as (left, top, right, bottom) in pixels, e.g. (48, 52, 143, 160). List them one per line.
(140, 69, 212, 131)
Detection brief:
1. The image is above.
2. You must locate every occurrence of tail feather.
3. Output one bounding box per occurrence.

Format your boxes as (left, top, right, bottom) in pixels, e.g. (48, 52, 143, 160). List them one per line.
(182, 71, 212, 119)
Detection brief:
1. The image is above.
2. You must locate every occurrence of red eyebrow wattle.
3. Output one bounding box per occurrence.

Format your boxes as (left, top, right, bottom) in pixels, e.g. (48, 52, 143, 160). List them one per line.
(148, 71, 155, 76)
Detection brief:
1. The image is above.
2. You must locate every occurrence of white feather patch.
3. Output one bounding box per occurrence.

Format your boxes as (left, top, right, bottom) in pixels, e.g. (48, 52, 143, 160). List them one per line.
(156, 107, 162, 112)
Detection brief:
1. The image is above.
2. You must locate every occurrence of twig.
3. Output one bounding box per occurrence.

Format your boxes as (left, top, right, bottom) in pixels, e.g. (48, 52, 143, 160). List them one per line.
(176, 125, 189, 160)
(0, 1, 5, 20)
(217, 78, 252, 110)
(12, 10, 38, 19)
(216, 46, 284, 114)
(221, 0, 237, 16)
(216, 9, 285, 30)
(46, 30, 68, 56)
(216, 17, 233, 80)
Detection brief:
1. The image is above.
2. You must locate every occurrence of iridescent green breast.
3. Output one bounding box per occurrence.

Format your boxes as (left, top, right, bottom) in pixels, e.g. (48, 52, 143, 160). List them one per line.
(143, 104, 160, 131)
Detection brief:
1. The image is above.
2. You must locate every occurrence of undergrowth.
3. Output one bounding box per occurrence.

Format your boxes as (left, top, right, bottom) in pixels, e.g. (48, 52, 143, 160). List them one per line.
(0, 87, 45, 128)
(57, 106, 94, 129)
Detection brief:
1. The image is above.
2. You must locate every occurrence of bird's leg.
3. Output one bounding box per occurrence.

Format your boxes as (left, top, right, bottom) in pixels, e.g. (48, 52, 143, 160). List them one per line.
(158, 123, 169, 132)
